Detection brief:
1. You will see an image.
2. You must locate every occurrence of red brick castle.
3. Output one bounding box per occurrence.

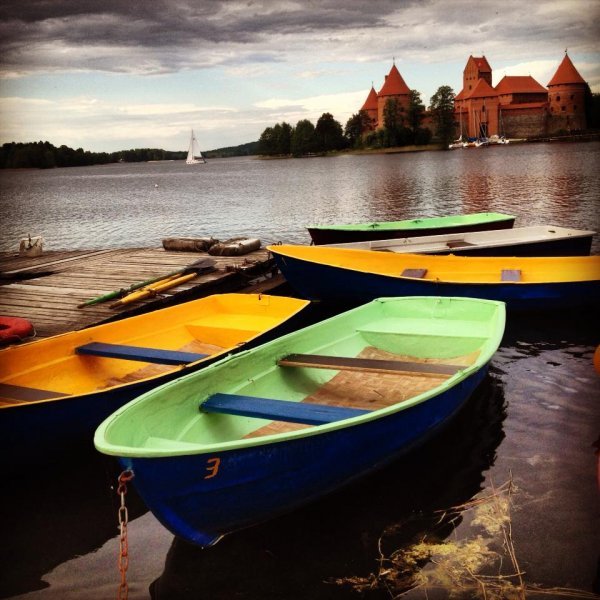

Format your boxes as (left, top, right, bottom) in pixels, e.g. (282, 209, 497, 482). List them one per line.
(359, 52, 590, 140)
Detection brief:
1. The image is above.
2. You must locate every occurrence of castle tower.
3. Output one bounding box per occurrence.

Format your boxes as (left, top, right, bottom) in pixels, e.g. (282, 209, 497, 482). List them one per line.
(547, 52, 589, 131)
(463, 56, 492, 94)
(360, 85, 379, 131)
(376, 63, 411, 129)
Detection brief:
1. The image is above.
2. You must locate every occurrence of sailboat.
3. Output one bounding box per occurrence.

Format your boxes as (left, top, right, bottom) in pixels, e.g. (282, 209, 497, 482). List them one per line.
(186, 129, 206, 165)
(449, 107, 465, 149)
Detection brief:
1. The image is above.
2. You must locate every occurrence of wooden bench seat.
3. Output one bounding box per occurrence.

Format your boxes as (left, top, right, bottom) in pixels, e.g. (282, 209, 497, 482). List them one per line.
(76, 342, 208, 365)
(277, 354, 463, 377)
(201, 393, 370, 425)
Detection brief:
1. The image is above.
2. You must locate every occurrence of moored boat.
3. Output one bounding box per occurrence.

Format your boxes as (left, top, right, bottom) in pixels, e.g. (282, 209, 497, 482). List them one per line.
(0, 294, 309, 472)
(94, 295, 506, 546)
(307, 212, 515, 245)
(323, 225, 596, 257)
(268, 244, 600, 310)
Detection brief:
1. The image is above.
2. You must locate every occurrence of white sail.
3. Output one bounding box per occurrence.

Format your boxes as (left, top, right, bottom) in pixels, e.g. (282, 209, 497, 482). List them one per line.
(186, 130, 206, 165)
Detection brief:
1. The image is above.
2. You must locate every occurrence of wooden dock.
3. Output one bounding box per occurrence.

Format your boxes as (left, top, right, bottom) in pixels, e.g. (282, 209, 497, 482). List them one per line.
(0, 247, 284, 338)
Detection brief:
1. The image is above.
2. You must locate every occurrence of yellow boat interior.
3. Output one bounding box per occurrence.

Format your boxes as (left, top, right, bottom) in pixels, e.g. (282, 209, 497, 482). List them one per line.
(0, 294, 308, 406)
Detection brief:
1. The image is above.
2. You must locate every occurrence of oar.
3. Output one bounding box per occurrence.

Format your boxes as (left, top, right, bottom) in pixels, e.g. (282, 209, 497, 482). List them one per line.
(77, 259, 215, 308)
(108, 259, 216, 309)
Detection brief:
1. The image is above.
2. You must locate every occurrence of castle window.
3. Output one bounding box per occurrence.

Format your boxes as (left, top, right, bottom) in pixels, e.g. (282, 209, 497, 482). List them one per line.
(556, 95, 560, 101)
(570, 95, 574, 100)
(561, 106, 566, 112)
(482, 105, 486, 113)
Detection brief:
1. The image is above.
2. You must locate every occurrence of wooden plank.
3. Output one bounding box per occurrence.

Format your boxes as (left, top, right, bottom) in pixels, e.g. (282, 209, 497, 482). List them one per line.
(0, 246, 274, 339)
(201, 393, 370, 425)
(76, 342, 207, 364)
(278, 354, 463, 377)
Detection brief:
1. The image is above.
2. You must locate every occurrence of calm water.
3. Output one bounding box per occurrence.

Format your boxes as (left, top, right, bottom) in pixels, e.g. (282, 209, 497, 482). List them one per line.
(1, 141, 599, 253)
(1, 142, 599, 599)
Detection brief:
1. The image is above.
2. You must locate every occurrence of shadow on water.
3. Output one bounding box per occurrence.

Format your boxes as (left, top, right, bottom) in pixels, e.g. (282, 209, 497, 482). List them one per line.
(0, 453, 147, 599)
(149, 375, 507, 600)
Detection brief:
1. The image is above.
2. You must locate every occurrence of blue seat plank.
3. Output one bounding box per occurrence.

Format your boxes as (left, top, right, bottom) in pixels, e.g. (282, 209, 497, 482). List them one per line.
(76, 342, 208, 365)
(0, 383, 69, 402)
(201, 393, 370, 425)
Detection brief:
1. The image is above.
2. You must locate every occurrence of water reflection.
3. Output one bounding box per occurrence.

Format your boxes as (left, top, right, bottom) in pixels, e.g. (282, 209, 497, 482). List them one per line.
(0, 456, 147, 599)
(149, 376, 506, 600)
(1, 141, 598, 253)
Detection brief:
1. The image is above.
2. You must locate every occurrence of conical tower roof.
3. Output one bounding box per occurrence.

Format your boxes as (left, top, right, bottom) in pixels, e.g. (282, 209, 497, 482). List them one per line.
(361, 86, 379, 111)
(378, 64, 411, 96)
(547, 53, 586, 86)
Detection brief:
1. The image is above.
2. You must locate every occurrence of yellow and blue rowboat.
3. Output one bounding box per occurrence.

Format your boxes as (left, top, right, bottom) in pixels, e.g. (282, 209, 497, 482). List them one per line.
(268, 245, 600, 310)
(95, 296, 505, 547)
(0, 294, 308, 472)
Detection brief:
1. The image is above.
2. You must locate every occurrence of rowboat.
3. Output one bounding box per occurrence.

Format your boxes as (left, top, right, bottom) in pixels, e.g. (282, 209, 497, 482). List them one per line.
(268, 245, 600, 310)
(307, 212, 515, 245)
(94, 296, 505, 546)
(0, 294, 309, 472)
(323, 225, 596, 257)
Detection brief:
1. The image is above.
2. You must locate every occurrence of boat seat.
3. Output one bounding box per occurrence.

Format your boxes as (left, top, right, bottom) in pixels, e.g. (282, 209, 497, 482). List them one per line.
(0, 383, 69, 402)
(401, 268, 427, 278)
(277, 354, 463, 377)
(501, 269, 521, 282)
(201, 393, 370, 425)
(76, 342, 208, 365)
(446, 240, 476, 248)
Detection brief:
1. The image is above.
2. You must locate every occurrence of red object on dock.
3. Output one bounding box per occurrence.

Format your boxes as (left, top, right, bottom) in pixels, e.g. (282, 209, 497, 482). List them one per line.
(0, 316, 35, 345)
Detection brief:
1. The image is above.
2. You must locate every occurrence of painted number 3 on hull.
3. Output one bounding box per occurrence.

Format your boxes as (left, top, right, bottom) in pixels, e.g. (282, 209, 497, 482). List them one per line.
(204, 457, 221, 479)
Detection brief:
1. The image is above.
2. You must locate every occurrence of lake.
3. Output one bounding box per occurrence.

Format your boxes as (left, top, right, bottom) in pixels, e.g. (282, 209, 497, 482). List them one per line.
(1, 141, 599, 599)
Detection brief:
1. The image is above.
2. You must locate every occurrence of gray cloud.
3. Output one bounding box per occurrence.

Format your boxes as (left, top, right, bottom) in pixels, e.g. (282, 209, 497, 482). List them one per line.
(0, 0, 597, 84)
(0, 0, 408, 74)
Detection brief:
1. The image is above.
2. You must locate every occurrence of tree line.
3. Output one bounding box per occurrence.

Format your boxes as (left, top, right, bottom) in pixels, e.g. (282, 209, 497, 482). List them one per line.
(0, 141, 186, 169)
(258, 86, 457, 156)
(0, 85, 462, 168)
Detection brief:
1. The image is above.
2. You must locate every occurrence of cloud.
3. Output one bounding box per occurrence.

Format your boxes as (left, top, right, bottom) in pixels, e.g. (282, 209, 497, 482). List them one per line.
(1, 0, 596, 78)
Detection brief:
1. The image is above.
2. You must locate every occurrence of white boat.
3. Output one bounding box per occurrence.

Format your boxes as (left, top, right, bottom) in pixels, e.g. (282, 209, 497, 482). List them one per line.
(186, 129, 206, 165)
(322, 225, 596, 257)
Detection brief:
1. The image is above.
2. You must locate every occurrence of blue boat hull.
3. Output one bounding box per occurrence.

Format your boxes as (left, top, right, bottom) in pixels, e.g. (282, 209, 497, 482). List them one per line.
(119, 365, 488, 547)
(273, 254, 600, 310)
(1, 373, 193, 474)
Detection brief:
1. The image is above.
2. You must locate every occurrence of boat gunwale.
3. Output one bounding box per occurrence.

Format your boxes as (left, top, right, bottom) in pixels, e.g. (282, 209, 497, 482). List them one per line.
(306, 212, 516, 232)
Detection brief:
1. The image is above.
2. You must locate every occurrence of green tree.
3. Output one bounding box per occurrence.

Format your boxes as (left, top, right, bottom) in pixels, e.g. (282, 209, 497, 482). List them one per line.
(273, 122, 293, 155)
(314, 112, 346, 152)
(290, 119, 316, 156)
(585, 91, 600, 130)
(430, 86, 456, 148)
(408, 90, 425, 142)
(344, 110, 371, 148)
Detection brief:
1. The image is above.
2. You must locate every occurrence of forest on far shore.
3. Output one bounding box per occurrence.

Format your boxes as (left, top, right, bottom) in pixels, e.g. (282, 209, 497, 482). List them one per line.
(0, 140, 260, 169)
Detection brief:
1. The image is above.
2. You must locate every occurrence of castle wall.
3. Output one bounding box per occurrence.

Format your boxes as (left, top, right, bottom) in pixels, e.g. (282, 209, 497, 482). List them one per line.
(501, 108, 548, 138)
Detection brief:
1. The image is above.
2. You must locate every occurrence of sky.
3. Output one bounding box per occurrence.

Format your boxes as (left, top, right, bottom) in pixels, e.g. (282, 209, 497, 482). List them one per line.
(0, 0, 599, 153)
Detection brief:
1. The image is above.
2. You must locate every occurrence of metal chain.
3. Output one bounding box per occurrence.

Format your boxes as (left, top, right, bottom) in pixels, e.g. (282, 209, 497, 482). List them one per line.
(117, 469, 134, 600)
